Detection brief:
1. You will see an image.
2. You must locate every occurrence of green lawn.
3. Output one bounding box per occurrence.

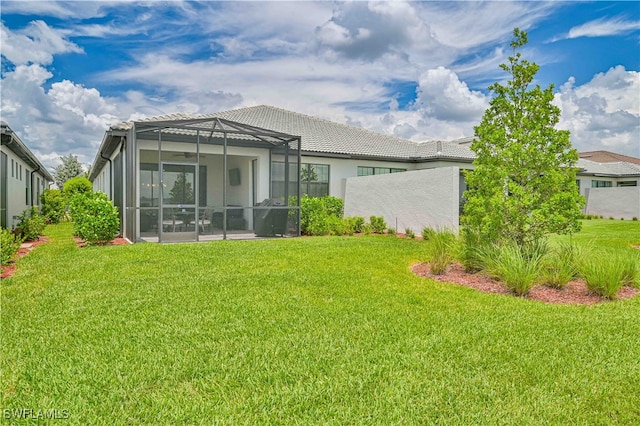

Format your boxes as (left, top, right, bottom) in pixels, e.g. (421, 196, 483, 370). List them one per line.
(2, 221, 639, 424)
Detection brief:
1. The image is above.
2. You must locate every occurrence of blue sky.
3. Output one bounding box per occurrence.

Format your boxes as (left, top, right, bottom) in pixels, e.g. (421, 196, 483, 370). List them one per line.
(1, 1, 639, 172)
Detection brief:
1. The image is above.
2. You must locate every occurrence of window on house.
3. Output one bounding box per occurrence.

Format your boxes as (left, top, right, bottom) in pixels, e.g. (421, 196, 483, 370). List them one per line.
(19, 165, 22, 181)
(11, 159, 14, 178)
(25, 170, 30, 205)
(271, 162, 329, 199)
(357, 166, 406, 176)
(591, 180, 612, 188)
(617, 181, 637, 187)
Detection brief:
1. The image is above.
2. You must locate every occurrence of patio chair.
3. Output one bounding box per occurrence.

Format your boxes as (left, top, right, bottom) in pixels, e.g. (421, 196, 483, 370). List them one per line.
(199, 208, 213, 233)
(162, 211, 184, 232)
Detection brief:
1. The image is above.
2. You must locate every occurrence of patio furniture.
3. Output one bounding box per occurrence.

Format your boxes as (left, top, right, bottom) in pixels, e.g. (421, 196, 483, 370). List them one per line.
(254, 199, 288, 237)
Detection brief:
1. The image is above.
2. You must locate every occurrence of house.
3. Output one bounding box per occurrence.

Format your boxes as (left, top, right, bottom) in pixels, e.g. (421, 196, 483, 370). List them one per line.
(1, 121, 54, 229)
(90, 105, 640, 242)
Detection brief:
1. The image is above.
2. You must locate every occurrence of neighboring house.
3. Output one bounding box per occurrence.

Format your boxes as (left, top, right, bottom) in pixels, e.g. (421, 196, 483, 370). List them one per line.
(1, 121, 54, 229)
(90, 105, 640, 242)
(579, 150, 640, 165)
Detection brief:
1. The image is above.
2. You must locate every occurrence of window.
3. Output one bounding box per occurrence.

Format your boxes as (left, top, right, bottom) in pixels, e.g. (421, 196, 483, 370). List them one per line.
(591, 180, 612, 188)
(357, 166, 406, 176)
(301, 164, 329, 197)
(11, 159, 14, 178)
(25, 169, 30, 205)
(19, 165, 22, 181)
(618, 181, 637, 187)
(271, 162, 329, 199)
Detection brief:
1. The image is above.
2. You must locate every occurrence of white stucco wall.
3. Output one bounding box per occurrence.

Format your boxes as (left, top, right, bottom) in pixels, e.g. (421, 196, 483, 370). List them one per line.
(1, 145, 50, 228)
(344, 166, 460, 233)
(584, 187, 640, 220)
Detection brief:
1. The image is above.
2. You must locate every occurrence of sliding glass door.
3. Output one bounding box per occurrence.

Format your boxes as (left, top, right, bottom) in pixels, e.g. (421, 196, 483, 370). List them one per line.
(160, 162, 197, 242)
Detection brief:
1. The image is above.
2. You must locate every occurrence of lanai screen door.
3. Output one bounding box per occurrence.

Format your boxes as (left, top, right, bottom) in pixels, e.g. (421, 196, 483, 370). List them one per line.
(160, 162, 197, 242)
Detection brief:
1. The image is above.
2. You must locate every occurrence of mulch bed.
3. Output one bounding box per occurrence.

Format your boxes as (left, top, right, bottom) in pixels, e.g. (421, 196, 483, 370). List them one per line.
(1, 236, 50, 279)
(411, 262, 639, 305)
(73, 236, 131, 248)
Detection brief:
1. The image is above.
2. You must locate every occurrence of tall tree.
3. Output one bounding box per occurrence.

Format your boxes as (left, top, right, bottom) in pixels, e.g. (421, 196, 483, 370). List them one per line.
(53, 154, 85, 190)
(463, 28, 584, 247)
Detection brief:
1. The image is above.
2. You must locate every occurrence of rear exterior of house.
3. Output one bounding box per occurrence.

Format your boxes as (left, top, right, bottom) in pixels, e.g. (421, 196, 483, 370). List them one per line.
(90, 105, 640, 241)
(1, 121, 53, 229)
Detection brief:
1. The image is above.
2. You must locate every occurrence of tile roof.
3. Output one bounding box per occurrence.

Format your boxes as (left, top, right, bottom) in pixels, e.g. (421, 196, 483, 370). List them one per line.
(106, 105, 637, 175)
(579, 150, 640, 165)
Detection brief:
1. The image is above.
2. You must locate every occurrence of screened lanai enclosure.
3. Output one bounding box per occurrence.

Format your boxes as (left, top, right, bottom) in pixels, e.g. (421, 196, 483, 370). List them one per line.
(119, 117, 301, 243)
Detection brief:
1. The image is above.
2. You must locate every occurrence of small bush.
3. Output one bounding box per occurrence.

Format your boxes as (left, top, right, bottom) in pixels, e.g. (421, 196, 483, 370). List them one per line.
(386, 227, 396, 236)
(300, 195, 344, 236)
(63, 176, 92, 196)
(69, 192, 120, 244)
(619, 252, 640, 288)
(609, 217, 615, 220)
(15, 207, 46, 241)
(405, 228, 415, 239)
(1, 228, 22, 266)
(421, 227, 436, 240)
(481, 242, 544, 296)
(369, 216, 386, 234)
(40, 189, 67, 224)
(362, 223, 372, 235)
(428, 229, 456, 275)
(539, 243, 579, 289)
(579, 254, 626, 299)
(454, 227, 489, 273)
(633, 217, 638, 221)
(349, 216, 365, 233)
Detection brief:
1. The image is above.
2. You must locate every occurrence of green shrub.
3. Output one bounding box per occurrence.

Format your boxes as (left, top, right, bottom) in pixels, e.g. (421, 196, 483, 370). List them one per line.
(386, 227, 396, 236)
(454, 227, 493, 273)
(421, 226, 436, 240)
(69, 192, 120, 244)
(579, 253, 626, 299)
(405, 228, 415, 239)
(1, 228, 22, 266)
(15, 207, 46, 241)
(299, 195, 344, 236)
(633, 217, 638, 221)
(481, 242, 544, 296)
(40, 189, 67, 224)
(539, 243, 579, 289)
(348, 216, 365, 233)
(63, 176, 92, 196)
(428, 229, 456, 275)
(369, 216, 386, 234)
(362, 223, 372, 235)
(619, 252, 640, 288)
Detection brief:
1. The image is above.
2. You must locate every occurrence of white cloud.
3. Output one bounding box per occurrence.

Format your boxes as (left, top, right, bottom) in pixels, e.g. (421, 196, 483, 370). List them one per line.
(554, 66, 640, 156)
(0, 20, 83, 65)
(565, 16, 640, 39)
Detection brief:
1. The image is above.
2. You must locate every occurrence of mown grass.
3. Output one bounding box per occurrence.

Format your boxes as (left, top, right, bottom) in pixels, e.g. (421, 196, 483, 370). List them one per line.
(1, 221, 639, 424)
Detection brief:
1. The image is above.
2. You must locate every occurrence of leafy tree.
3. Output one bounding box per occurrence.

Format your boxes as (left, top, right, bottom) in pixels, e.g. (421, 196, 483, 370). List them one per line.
(63, 176, 93, 196)
(169, 172, 194, 204)
(53, 154, 85, 189)
(463, 28, 584, 248)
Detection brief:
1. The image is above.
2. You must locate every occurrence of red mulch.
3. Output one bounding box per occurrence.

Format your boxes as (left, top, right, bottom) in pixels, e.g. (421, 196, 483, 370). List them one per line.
(73, 236, 130, 248)
(411, 262, 639, 305)
(1, 236, 50, 279)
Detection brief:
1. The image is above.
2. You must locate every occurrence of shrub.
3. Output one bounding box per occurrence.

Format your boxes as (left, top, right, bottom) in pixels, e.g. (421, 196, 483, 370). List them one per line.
(481, 241, 544, 296)
(348, 216, 365, 233)
(428, 229, 456, 275)
(63, 176, 92, 196)
(299, 195, 344, 236)
(539, 243, 579, 289)
(362, 223, 372, 235)
(386, 227, 396, 236)
(15, 207, 46, 241)
(455, 227, 489, 273)
(405, 228, 415, 239)
(369, 216, 386, 234)
(579, 253, 626, 299)
(619, 252, 640, 288)
(421, 226, 436, 241)
(40, 189, 67, 224)
(69, 192, 120, 244)
(633, 217, 638, 221)
(1, 228, 22, 266)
